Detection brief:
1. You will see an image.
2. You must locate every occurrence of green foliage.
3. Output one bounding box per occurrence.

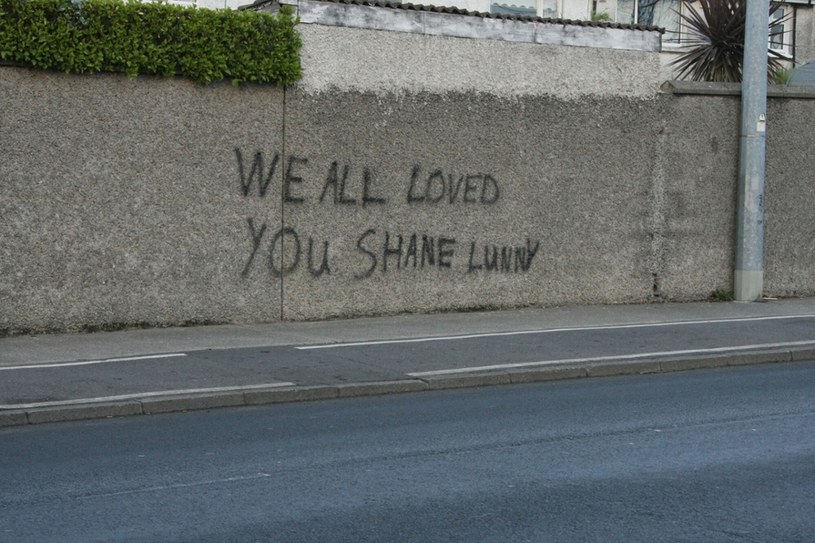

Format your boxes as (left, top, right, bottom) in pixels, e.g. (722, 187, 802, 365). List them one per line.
(590, 11, 612, 22)
(672, 0, 787, 83)
(709, 288, 735, 302)
(0, 0, 301, 85)
(771, 66, 792, 85)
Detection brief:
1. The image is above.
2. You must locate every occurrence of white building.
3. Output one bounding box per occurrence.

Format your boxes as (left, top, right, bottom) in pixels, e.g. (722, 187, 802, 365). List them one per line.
(165, 0, 246, 9)
(180, 0, 814, 66)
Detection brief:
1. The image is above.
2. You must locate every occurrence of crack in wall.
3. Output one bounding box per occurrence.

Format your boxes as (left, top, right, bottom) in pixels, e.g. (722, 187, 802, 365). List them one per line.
(280, 86, 288, 320)
(648, 123, 668, 300)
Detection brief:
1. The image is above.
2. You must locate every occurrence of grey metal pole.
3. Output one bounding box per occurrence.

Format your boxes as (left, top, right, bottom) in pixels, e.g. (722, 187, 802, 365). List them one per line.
(735, 0, 769, 301)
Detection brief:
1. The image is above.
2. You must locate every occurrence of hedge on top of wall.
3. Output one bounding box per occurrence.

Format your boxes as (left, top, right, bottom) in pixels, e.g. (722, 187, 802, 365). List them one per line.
(0, 0, 301, 85)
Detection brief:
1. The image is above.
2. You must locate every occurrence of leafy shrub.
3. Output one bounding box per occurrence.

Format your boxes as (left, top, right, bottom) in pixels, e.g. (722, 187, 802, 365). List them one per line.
(0, 0, 301, 85)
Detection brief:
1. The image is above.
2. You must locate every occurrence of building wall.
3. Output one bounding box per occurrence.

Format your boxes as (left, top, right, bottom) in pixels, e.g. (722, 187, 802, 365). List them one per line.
(560, 0, 591, 19)
(794, 5, 815, 64)
(1, 15, 813, 334)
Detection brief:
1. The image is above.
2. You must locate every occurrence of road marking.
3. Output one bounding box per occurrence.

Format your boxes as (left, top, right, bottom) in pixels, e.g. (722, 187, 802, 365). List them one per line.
(0, 353, 187, 371)
(406, 340, 815, 377)
(295, 314, 815, 350)
(0, 382, 296, 409)
(76, 473, 273, 499)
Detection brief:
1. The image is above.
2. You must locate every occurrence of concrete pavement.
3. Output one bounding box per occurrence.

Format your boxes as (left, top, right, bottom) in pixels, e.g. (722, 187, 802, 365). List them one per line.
(2, 297, 815, 426)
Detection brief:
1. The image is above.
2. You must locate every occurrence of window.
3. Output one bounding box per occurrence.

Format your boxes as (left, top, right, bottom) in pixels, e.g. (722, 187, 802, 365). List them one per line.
(614, 0, 681, 43)
(769, 7, 792, 58)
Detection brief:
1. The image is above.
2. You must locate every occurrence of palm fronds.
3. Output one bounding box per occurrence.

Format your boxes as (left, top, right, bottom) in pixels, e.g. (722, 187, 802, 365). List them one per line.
(672, 0, 789, 82)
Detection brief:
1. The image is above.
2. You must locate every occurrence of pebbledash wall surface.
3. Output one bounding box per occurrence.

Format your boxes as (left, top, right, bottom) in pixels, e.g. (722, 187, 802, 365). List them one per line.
(1, 0, 814, 334)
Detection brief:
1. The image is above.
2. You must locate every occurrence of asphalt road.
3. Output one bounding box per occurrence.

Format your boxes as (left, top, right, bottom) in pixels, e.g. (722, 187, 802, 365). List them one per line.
(2, 361, 814, 542)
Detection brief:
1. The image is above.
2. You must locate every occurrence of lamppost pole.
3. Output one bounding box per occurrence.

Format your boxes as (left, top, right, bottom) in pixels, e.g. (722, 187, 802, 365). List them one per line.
(735, 0, 769, 301)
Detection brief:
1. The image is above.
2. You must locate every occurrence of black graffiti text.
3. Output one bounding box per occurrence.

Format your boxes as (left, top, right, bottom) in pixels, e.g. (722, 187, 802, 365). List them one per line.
(467, 239, 540, 273)
(235, 148, 279, 197)
(320, 162, 387, 206)
(234, 149, 309, 204)
(407, 166, 500, 205)
(242, 219, 330, 278)
(355, 230, 457, 279)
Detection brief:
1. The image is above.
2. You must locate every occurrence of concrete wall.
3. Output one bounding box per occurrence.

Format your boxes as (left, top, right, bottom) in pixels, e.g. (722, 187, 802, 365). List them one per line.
(281, 0, 663, 52)
(280, 90, 659, 320)
(2, 12, 814, 334)
(296, 24, 662, 99)
(0, 69, 285, 332)
(765, 93, 815, 295)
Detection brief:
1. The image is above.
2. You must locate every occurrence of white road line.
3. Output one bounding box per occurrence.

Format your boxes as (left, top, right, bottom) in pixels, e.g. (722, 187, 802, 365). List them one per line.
(0, 382, 296, 409)
(296, 314, 815, 350)
(406, 340, 815, 377)
(77, 473, 273, 499)
(0, 353, 187, 371)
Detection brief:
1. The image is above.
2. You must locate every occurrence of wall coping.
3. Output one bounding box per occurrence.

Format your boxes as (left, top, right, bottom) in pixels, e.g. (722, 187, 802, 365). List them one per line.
(249, 0, 663, 52)
(662, 80, 815, 99)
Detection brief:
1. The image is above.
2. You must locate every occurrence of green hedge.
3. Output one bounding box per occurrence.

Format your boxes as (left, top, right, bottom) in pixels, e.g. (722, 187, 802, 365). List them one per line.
(0, 0, 301, 85)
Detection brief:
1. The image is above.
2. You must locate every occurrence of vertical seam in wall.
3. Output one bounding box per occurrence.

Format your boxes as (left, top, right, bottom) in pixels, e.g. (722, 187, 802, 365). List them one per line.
(280, 86, 287, 321)
(649, 121, 668, 299)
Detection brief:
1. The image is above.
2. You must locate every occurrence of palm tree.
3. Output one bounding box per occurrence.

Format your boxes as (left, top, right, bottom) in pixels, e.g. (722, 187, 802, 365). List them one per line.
(672, 0, 788, 82)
